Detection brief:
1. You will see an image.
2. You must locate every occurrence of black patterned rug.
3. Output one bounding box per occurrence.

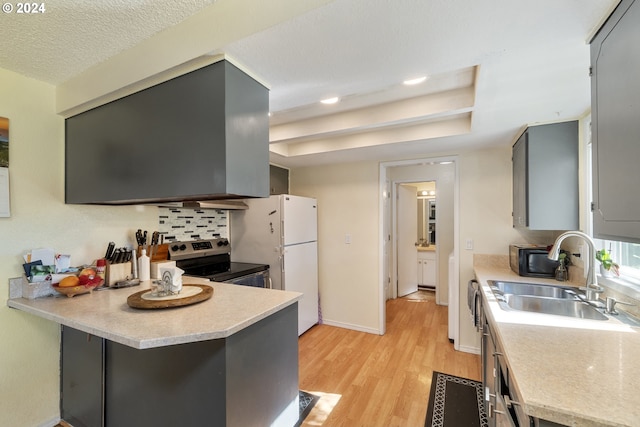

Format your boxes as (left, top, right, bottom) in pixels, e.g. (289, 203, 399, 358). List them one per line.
(424, 371, 488, 427)
(295, 390, 319, 427)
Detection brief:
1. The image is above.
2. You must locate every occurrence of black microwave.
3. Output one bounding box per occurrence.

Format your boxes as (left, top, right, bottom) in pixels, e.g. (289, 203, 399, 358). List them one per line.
(509, 244, 559, 277)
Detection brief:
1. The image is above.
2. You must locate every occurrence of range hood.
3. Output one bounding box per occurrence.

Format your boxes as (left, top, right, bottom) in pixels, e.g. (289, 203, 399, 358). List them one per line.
(64, 60, 269, 205)
(156, 200, 249, 210)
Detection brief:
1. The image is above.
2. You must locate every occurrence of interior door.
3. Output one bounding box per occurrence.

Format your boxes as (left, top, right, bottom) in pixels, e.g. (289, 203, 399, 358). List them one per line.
(383, 179, 392, 301)
(397, 184, 418, 297)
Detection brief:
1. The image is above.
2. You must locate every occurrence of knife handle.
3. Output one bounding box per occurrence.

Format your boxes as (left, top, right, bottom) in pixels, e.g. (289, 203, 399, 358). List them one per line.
(105, 242, 115, 261)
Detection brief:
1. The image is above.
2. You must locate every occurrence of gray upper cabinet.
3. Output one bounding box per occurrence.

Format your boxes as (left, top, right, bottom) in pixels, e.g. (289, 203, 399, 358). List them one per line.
(269, 165, 289, 195)
(591, 0, 640, 243)
(512, 121, 579, 230)
(65, 60, 269, 205)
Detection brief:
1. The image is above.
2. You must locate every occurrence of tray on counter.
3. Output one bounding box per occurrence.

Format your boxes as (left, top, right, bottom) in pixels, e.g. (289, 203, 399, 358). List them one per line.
(127, 284, 213, 309)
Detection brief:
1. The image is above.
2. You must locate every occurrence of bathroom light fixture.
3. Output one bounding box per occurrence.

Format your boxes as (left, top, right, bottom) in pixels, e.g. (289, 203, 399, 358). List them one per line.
(421, 190, 428, 196)
(320, 97, 340, 105)
(403, 76, 427, 85)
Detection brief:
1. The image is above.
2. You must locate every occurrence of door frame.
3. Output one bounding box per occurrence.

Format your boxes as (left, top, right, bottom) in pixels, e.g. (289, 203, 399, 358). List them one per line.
(378, 156, 460, 348)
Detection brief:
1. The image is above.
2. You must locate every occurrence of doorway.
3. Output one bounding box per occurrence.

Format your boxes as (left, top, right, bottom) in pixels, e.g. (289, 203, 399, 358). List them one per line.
(379, 157, 460, 348)
(396, 181, 438, 298)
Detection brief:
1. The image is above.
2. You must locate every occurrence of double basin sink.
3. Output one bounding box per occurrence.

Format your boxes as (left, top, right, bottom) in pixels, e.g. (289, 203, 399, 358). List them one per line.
(488, 280, 608, 321)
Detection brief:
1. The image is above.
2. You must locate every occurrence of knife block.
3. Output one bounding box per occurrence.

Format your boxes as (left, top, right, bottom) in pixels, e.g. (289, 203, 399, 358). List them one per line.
(106, 262, 132, 286)
(137, 244, 169, 262)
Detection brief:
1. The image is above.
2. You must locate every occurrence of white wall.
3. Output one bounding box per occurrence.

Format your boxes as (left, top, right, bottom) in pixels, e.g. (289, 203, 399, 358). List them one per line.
(456, 148, 527, 349)
(0, 68, 158, 426)
(291, 162, 380, 333)
(292, 146, 526, 350)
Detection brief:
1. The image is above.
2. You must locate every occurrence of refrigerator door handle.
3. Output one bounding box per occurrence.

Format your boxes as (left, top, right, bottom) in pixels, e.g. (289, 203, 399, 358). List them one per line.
(280, 252, 285, 276)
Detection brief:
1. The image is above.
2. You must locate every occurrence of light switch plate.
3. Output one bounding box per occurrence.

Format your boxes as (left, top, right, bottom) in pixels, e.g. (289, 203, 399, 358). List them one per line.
(465, 238, 474, 250)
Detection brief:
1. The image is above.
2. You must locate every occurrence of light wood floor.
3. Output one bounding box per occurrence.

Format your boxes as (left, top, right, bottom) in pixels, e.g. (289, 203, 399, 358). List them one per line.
(299, 291, 481, 427)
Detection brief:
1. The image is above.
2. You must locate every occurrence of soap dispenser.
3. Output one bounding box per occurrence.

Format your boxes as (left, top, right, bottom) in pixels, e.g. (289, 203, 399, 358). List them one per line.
(138, 249, 150, 281)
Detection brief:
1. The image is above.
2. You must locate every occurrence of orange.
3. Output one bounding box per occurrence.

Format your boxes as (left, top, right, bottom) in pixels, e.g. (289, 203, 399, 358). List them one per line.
(59, 276, 80, 288)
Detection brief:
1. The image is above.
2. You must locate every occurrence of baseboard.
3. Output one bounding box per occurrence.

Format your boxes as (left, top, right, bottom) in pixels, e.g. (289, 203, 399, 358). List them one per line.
(37, 416, 64, 427)
(320, 319, 382, 335)
(458, 344, 481, 355)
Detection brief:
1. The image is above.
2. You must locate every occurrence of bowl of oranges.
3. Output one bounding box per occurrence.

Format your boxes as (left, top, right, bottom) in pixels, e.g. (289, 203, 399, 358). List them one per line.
(52, 268, 104, 298)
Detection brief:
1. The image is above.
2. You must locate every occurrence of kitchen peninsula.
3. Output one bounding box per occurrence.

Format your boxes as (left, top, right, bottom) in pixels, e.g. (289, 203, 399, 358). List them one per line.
(8, 279, 302, 427)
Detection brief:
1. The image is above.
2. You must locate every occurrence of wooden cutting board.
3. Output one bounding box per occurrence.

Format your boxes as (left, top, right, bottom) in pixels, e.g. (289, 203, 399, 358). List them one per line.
(127, 284, 213, 309)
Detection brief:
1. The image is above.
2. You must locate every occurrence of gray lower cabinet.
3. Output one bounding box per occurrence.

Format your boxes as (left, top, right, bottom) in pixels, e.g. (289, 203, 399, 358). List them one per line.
(481, 311, 496, 427)
(60, 327, 104, 427)
(590, 0, 640, 243)
(512, 121, 579, 230)
(61, 303, 299, 427)
(481, 300, 566, 427)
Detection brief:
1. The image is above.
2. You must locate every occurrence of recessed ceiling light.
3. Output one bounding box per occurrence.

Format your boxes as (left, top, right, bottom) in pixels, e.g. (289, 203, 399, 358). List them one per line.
(403, 76, 427, 86)
(320, 97, 340, 105)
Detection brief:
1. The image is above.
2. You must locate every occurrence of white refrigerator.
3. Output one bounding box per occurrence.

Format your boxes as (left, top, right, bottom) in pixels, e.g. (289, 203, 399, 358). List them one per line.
(231, 195, 319, 335)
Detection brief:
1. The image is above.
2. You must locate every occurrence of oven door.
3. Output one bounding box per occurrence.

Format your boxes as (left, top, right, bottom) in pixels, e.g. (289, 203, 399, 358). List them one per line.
(223, 270, 270, 288)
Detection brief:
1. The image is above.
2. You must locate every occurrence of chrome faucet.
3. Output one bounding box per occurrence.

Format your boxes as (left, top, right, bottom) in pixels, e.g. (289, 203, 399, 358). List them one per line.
(548, 231, 604, 300)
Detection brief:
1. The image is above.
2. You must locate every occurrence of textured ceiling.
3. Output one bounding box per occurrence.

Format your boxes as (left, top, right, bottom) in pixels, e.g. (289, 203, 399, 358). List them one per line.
(0, 0, 217, 83)
(0, 0, 620, 167)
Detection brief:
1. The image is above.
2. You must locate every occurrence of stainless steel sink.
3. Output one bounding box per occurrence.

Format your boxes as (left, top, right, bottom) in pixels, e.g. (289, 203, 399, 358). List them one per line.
(488, 281, 580, 299)
(503, 294, 608, 321)
(487, 280, 609, 320)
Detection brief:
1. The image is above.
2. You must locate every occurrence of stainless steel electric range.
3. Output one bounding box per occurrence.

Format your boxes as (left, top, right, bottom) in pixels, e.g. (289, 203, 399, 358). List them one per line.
(168, 238, 270, 288)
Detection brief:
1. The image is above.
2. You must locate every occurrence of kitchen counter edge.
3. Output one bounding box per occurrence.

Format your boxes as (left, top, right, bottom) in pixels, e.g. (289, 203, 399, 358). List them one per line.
(7, 279, 302, 350)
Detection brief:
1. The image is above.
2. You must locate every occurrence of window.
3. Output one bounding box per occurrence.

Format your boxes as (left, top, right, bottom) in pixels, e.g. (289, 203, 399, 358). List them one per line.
(600, 241, 640, 282)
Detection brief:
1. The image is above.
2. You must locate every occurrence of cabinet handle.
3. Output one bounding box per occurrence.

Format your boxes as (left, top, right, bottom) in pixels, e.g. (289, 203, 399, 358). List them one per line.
(504, 395, 521, 408)
(488, 402, 506, 417)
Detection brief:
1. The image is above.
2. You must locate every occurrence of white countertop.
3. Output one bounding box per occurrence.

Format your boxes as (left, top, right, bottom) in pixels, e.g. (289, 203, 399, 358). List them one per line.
(475, 264, 640, 427)
(7, 277, 302, 350)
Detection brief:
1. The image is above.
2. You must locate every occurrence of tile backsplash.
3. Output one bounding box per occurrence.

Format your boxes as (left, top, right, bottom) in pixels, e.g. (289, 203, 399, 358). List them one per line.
(158, 207, 228, 242)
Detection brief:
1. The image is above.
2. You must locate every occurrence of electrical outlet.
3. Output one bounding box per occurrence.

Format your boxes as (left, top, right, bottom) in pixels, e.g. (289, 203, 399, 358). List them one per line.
(465, 238, 474, 250)
(345, 234, 352, 244)
(577, 244, 588, 278)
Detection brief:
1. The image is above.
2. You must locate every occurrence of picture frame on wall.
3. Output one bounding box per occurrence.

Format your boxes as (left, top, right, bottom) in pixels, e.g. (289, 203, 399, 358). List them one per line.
(0, 116, 7, 167)
(0, 116, 10, 217)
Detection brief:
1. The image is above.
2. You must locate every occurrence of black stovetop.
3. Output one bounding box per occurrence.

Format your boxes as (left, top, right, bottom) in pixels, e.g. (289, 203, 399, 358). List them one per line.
(176, 256, 268, 282)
